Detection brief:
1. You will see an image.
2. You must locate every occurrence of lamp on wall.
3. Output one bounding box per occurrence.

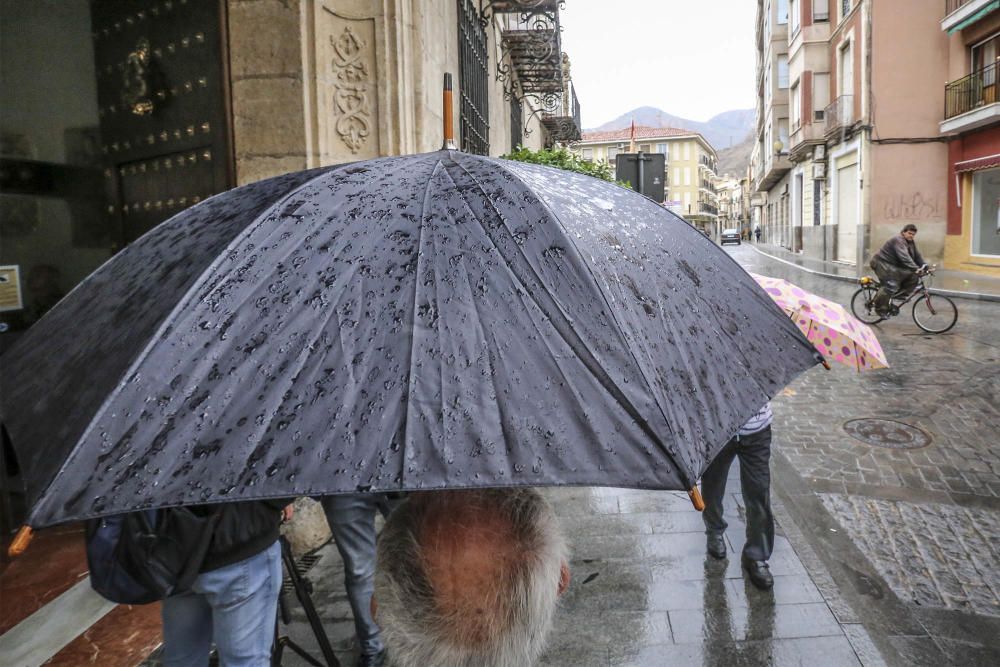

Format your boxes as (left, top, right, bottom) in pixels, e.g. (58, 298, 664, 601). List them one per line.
(773, 140, 784, 155)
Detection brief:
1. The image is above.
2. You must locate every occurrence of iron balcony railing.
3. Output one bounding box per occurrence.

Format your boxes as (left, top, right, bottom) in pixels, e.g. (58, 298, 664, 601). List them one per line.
(824, 95, 854, 135)
(541, 78, 581, 142)
(945, 61, 1000, 119)
(699, 203, 718, 215)
(497, 9, 563, 95)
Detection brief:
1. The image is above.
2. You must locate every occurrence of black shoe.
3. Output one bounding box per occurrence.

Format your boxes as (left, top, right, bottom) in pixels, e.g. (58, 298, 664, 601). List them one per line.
(742, 555, 774, 590)
(706, 533, 727, 559)
(357, 650, 386, 667)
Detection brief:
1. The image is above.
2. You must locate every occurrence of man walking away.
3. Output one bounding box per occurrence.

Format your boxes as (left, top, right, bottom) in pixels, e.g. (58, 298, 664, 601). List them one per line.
(701, 403, 775, 590)
(870, 223, 926, 316)
(321, 493, 397, 667)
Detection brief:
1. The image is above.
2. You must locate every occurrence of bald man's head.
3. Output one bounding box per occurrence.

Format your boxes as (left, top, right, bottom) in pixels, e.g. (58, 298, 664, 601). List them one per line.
(374, 489, 569, 667)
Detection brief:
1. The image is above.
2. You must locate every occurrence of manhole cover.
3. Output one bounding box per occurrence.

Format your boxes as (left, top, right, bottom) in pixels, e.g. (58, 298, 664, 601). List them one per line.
(843, 419, 932, 449)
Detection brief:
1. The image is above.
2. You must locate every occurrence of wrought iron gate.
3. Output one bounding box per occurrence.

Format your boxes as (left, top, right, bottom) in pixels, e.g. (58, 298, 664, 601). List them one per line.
(457, 0, 490, 155)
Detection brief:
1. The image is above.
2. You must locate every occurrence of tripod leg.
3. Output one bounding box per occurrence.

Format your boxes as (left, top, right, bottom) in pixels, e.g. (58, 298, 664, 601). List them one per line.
(280, 537, 340, 667)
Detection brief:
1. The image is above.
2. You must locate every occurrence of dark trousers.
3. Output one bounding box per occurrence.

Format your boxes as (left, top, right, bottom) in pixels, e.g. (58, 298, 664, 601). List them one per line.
(701, 426, 774, 562)
(871, 257, 918, 314)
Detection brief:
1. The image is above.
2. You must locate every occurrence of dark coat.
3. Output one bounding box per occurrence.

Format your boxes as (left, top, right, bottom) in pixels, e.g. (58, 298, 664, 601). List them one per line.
(873, 234, 925, 271)
(200, 499, 287, 572)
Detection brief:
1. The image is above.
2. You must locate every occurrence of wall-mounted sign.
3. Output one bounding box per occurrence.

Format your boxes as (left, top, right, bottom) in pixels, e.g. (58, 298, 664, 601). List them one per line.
(0, 265, 23, 312)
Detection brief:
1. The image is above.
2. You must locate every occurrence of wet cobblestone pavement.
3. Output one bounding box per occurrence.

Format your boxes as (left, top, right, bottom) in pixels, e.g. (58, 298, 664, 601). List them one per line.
(737, 244, 1000, 666)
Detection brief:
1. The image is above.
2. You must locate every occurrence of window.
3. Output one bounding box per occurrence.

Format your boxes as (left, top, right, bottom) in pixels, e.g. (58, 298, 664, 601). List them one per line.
(581, 147, 593, 161)
(778, 55, 789, 88)
(972, 32, 1000, 73)
(655, 143, 668, 154)
(790, 81, 801, 130)
(683, 142, 690, 160)
(814, 0, 829, 21)
(838, 41, 853, 98)
(606, 146, 618, 163)
(972, 168, 1000, 256)
(457, 0, 489, 155)
(777, 0, 788, 24)
(790, 0, 799, 35)
(640, 144, 650, 153)
(672, 143, 681, 160)
(841, 0, 851, 21)
(684, 167, 691, 186)
(673, 166, 681, 185)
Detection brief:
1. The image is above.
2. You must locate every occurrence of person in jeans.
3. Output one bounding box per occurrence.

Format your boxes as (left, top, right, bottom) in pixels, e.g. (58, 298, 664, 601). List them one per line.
(321, 493, 397, 667)
(161, 499, 293, 666)
(701, 402, 775, 590)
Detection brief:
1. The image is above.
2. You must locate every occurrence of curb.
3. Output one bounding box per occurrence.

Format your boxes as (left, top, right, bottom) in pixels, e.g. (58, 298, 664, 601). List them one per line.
(748, 246, 1000, 303)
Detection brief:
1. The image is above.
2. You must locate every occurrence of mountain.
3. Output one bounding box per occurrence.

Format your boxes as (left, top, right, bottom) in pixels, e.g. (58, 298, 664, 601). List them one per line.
(590, 106, 754, 153)
(716, 133, 754, 178)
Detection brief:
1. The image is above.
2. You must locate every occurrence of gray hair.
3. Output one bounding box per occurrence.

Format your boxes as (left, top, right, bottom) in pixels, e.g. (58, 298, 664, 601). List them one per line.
(374, 488, 568, 667)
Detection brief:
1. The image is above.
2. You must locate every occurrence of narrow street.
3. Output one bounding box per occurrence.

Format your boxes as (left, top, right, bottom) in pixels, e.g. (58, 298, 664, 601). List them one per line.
(729, 244, 1000, 665)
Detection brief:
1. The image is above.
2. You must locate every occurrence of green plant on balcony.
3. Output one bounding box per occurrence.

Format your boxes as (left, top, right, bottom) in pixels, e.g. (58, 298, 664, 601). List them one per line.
(501, 146, 629, 186)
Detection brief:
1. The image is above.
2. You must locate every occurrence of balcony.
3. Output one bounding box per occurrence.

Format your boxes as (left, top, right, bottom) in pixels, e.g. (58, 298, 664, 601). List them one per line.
(824, 95, 855, 137)
(699, 203, 718, 216)
(942, 0, 998, 33)
(541, 79, 581, 142)
(699, 155, 717, 172)
(497, 8, 563, 95)
(941, 62, 1000, 133)
(788, 117, 826, 160)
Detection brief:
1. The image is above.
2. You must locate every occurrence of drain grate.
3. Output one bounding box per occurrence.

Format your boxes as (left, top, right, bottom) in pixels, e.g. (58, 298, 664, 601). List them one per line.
(843, 418, 932, 450)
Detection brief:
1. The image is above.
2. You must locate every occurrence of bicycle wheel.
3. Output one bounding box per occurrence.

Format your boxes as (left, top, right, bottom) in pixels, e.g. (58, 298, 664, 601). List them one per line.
(850, 287, 883, 325)
(911, 294, 958, 333)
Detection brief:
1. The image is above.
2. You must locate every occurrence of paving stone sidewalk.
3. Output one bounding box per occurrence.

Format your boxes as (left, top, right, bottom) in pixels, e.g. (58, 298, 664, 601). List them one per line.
(275, 482, 880, 666)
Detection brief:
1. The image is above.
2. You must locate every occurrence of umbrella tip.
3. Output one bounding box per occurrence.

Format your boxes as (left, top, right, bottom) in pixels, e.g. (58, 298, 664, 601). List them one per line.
(822, 359, 831, 370)
(442, 73, 457, 151)
(688, 487, 705, 512)
(7, 525, 33, 558)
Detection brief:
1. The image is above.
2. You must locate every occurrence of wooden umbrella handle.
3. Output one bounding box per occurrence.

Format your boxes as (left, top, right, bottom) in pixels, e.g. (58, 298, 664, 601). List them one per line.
(688, 487, 705, 511)
(7, 525, 33, 557)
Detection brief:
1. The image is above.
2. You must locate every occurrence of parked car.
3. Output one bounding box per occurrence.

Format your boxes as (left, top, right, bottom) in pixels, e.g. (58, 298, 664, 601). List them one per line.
(720, 229, 741, 246)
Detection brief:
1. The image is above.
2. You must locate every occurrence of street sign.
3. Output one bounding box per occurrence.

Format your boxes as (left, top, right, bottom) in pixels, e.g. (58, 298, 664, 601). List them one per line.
(615, 152, 665, 203)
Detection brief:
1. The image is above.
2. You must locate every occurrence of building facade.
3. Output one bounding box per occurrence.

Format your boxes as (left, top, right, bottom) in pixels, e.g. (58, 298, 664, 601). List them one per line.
(0, 0, 583, 343)
(751, 0, 969, 275)
(942, 0, 1000, 276)
(571, 126, 719, 231)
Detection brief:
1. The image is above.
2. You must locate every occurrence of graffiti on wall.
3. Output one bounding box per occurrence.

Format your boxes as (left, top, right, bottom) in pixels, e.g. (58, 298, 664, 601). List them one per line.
(881, 192, 942, 222)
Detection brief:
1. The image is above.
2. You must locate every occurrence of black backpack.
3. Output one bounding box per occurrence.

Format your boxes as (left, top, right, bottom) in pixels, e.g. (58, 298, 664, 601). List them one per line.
(86, 506, 221, 604)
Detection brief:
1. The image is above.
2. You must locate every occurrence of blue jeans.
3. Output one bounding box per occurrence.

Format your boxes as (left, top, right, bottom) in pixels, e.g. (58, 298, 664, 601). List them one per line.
(161, 540, 281, 666)
(321, 494, 395, 657)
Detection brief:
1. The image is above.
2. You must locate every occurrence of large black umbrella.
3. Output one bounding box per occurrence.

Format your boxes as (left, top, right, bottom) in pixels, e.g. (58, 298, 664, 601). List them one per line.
(1, 151, 821, 528)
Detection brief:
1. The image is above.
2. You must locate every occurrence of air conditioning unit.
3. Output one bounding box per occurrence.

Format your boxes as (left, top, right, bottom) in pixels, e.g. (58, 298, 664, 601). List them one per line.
(812, 163, 827, 179)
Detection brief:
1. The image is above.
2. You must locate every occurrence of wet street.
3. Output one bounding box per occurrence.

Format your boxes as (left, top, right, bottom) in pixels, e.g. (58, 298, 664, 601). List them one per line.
(262, 244, 1000, 666)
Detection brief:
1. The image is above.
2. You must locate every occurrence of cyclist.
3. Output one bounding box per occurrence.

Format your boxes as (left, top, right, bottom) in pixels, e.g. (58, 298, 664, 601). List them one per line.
(869, 223, 927, 316)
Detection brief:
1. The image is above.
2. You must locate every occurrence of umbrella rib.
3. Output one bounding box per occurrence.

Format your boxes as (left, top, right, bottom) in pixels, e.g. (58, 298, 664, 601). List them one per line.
(396, 158, 445, 490)
(452, 155, 689, 484)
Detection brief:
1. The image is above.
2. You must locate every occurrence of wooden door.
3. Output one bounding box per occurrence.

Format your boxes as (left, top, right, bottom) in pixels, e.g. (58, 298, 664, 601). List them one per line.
(90, 0, 234, 245)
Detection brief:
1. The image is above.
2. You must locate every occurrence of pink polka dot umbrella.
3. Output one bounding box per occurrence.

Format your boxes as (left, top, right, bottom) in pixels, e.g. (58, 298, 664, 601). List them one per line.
(750, 273, 889, 372)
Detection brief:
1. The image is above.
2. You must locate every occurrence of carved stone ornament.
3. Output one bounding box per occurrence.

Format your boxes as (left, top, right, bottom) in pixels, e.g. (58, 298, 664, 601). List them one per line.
(330, 27, 372, 153)
(123, 38, 155, 116)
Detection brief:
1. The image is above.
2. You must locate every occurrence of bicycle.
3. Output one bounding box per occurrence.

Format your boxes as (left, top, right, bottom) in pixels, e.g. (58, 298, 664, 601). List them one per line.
(850, 266, 958, 334)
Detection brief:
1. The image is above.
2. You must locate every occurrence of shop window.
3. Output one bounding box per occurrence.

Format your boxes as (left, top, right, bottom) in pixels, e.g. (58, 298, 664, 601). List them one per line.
(972, 168, 1000, 256)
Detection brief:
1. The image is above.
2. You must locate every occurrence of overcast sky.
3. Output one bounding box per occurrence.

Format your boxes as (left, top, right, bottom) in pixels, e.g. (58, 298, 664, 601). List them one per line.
(559, 0, 757, 127)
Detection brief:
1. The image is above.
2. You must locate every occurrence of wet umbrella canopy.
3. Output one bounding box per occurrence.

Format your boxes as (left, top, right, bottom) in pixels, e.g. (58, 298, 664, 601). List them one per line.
(1, 151, 822, 527)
